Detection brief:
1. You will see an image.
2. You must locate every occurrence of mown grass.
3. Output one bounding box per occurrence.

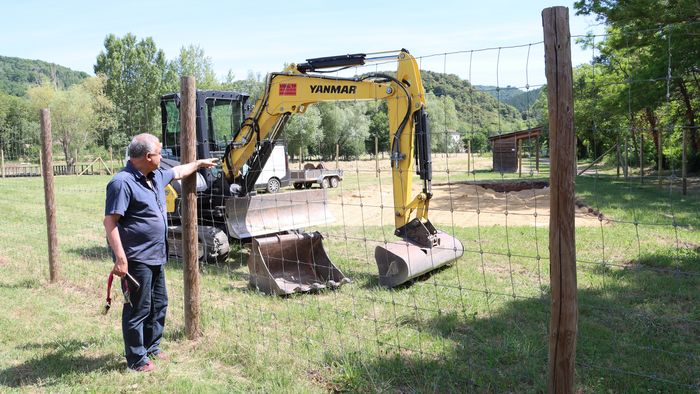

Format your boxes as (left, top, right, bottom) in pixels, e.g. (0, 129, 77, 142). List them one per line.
(0, 167, 698, 393)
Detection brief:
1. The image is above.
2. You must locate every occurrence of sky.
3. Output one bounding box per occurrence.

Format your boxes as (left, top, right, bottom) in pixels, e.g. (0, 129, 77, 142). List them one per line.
(0, 0, 605, 89)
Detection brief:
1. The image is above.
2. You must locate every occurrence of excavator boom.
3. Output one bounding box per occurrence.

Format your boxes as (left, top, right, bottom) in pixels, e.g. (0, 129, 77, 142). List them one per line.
(224, 49, 464, 292)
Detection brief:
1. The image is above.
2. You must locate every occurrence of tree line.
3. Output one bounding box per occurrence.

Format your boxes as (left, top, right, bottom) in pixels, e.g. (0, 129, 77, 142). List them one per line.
(0, 33, 531, 167)
(3, 1, 695, 172)
(572, 0, 699, 172)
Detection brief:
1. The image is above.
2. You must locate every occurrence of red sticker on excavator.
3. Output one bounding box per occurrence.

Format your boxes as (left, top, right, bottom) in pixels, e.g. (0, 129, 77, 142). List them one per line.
(279, 83, 296, 96)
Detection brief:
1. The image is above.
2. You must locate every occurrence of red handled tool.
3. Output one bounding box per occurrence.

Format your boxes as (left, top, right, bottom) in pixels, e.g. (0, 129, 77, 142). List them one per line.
(102, 272, 141, 314)
(102, 273, 115, 315)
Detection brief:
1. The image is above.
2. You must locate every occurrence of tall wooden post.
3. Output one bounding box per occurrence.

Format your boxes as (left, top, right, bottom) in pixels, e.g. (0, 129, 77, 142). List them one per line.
(640, 132, 644, 184)
(181, 76, 200, 339)
(109, 146, 114, 174)
(682, 127, 687, 195)
(335, 143, 340, 169)
(518, 139, 523, 178)
(536, 138, 540, 173)
(616, 136, 621, 177)
(40, 109, 60, 282)
(299, 146, 303, 170)
(467, 140, 472, 174)
(624, 137, 629, 179)
(543, 7, 577, 394)
(375, 136, 379, 177)
(657, 127, 663, 186)
(1, 148, 5, 178)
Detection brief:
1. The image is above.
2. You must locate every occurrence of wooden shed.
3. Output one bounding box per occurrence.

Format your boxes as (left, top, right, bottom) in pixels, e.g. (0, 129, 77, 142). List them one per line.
(488, 127, 543, 173)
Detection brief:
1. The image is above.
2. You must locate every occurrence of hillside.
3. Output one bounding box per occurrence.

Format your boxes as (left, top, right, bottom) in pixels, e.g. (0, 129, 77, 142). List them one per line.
(421, 71, 526, 132)
(474, 84, 544, 112)
(0, 55, 89, 96)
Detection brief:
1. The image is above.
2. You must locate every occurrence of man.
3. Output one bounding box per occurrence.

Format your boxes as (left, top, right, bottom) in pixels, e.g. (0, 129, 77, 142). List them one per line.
(104, 133, 217, 372)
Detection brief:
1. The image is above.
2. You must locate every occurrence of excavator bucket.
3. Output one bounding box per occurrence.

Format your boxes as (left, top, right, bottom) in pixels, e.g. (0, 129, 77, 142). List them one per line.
(225, 189, 334, 239)
(375, 219, 464, 287)
(248, 231, 350, 295)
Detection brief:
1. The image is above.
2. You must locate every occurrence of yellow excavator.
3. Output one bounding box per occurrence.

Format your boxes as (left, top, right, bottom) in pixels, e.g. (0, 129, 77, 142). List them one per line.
(164, 49, 464, 294)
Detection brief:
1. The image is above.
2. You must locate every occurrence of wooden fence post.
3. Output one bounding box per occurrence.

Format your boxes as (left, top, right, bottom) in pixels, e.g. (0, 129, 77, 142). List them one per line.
(658, 127, 663, 186)
(109, 146, 114, 174)
(616, 136, 621, 177)
(543, 7, 578, 394)
(1, 148, 5, 178)
(181, 76, 201, 339)
(536, 138, 540, 173)
(518, 139, 523, 178)
(624, 137, 629, 179)
(299, 146, 303, 170)
(40, 109, 60, 283)
(682, 127, 687, 195)
(640, 131, 644, 184)
(375, 136, 379, 177)
(467, 140, 472, 174)
(335, 143, 340, 169)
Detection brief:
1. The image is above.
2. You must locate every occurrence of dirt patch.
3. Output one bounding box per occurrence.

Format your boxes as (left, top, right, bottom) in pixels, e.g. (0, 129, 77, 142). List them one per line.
(463, 180, 549, 193)
(329, 180, 607, 228)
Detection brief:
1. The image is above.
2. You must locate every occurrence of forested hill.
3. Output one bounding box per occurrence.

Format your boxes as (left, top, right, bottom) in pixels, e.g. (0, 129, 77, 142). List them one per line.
(421, 70, 527, 132)
(474, 84, 544, 112)
(0, 55, 89, 96)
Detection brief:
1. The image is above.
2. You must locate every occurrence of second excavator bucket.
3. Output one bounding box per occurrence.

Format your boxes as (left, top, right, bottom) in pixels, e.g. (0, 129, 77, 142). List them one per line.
(248, 231, 350, 296)
(375, 219, 464, 287)
(225, 189, 334, 239)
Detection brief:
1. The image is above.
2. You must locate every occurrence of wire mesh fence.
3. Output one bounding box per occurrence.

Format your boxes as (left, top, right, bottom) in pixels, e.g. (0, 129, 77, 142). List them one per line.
(0, 15, 698, 392)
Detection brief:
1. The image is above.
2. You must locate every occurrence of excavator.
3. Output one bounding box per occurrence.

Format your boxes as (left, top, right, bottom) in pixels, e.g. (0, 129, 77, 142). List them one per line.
(164, 49, 464, 294)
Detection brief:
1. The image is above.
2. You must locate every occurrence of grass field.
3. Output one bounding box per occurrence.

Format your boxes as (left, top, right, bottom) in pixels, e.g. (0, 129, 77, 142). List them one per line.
(0, 157, 698, 393)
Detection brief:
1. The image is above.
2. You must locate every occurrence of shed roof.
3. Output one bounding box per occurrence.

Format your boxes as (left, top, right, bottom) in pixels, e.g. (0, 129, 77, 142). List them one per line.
(488, 126, 543, 142)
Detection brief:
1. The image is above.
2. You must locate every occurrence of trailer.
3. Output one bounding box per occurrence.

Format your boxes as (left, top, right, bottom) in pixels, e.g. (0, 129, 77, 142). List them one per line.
(291, 163, 344, 189)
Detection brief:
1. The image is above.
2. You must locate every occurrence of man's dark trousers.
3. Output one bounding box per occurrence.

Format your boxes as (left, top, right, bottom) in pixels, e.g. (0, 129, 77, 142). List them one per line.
(122, 261, 168, 368)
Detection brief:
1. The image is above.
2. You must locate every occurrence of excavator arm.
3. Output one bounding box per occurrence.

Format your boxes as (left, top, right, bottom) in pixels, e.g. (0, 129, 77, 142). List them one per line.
(226, 49, 463, 290)
(222, 50, 431, 231)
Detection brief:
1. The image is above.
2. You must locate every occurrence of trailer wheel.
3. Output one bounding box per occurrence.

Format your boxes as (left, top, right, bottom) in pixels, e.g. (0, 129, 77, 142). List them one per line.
(293, 182, 303, 189)
(321, 178, 330, 189)
(304, 182, 313, 189)
(266, 177, 281, 193)
(330, 176, 340, 188)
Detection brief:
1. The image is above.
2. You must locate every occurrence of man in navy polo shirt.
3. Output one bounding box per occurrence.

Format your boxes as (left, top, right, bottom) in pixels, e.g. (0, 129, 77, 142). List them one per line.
(104, 133, 217, 372)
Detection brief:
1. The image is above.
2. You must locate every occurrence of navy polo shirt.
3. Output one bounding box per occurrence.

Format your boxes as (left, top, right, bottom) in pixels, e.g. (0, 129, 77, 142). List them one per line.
(105, 161, 174, 265)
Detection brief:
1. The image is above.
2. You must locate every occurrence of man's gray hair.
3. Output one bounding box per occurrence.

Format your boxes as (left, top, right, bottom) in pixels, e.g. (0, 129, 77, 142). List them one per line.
(128, 133, 160, 159)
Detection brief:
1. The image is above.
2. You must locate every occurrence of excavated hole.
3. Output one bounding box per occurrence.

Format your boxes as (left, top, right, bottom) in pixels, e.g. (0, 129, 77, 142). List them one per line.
(465, 180, 549, 193)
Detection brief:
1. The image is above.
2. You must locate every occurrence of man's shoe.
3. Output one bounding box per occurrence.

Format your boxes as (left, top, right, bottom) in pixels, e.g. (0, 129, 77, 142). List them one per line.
(149, 351, 168, 361)
(130, 360, 155, 372)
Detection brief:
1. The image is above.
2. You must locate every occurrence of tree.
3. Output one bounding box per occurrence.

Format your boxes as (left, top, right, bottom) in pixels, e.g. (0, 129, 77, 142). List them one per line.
(0, 92, 38, 161)
(82, 75, 119, 149)
(27, 78, 113, 170)
(365, 101, 390, 154)
(317, 102, 370, 160)
(462, 131, 489, 153)
(170, 45, 219, 90)
(284, 105, 323, 159)
(94, 34, 174, 140)
(222, 71, 265, 103)
(426, 93, 460, 153)
(575, 0, 700, 170)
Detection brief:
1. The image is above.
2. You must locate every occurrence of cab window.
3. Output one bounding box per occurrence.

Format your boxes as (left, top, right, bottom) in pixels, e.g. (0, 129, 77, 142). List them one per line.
(207, 99, 244, 154)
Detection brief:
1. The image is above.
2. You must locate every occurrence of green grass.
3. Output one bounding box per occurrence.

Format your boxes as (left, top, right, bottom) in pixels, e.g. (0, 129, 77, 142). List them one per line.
(0, 169, 698, 392)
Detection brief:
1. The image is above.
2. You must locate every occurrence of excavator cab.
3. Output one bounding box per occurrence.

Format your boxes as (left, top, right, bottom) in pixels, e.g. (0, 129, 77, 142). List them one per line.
(160, 91, 341, 286)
